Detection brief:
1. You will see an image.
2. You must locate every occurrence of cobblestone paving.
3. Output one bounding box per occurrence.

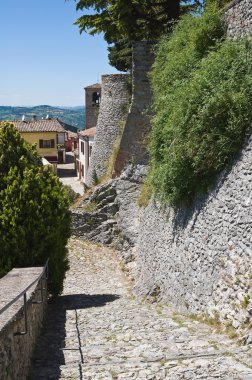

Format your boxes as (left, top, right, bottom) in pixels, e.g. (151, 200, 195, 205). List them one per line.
(30, 238, 252, 380)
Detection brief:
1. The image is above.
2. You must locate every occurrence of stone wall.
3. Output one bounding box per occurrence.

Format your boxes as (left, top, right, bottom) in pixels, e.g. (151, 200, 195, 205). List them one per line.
(86, 74, 129, 185)
(114, 42, 155, 175)
(134, 136, 252, 333)
(73, 137, 252, 336)
(0, 267, 47, 380)
(225, 0, 252, 38)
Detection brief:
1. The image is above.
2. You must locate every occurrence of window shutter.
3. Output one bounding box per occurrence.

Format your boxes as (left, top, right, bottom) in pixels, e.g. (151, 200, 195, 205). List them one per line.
(51, 139, 55, 148)
(39, 139, 43, 148)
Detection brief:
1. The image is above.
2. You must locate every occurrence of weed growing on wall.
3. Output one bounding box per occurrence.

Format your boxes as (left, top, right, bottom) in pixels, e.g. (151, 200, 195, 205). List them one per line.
(149, 8, 252, 207)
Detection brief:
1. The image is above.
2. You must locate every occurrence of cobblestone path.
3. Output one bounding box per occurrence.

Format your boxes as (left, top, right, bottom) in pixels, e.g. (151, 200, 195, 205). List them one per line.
(30, 238, 252, 380)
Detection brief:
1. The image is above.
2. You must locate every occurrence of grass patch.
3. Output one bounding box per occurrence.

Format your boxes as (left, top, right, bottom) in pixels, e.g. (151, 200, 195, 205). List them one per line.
(138, 181, 152, 208)
(82, 201, 98, 213)
(103, 121, 126, 181)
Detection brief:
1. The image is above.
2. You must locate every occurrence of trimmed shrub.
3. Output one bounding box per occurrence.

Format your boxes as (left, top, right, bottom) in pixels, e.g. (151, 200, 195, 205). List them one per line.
(0, 122, 71, 296)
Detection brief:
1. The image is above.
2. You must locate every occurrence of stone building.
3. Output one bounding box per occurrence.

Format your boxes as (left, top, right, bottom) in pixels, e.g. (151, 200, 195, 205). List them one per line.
(84, 83, 101, 130)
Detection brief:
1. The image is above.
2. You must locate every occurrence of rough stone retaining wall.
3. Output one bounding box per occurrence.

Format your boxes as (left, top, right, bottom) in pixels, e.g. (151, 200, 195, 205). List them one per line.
(134, 136, 252, 332)
(225, 0, 252, 38)
(0, 267, 47, 380)
(86, 74, 129, 185)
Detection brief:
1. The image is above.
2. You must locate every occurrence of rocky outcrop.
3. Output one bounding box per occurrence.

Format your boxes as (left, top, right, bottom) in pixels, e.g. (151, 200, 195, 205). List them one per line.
(72, 165, 146, 256)
(71, 181, 120, 246)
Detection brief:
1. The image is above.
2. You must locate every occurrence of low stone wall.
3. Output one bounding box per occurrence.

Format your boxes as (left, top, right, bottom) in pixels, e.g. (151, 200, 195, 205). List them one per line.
(225, 0, 252, 38)
(0, 267, 47, 380)
(86, 74, 129, 185)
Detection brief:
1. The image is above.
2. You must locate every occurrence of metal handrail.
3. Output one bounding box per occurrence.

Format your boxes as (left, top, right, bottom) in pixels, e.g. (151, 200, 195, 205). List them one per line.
(0, 259, 49, 335)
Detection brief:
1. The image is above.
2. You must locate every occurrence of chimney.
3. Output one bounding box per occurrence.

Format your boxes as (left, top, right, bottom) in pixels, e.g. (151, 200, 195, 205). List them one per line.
(32, 115, 37, 121)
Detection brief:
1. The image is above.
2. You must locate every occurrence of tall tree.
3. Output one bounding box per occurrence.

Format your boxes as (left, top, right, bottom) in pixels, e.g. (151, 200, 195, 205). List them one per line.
(71, 0, 201, 71)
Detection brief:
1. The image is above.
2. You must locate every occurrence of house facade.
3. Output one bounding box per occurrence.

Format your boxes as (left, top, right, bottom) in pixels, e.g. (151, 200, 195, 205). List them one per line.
(77, 127, 96, 183)
(13, 118, 69, 165)
(75, 82, 101, 183)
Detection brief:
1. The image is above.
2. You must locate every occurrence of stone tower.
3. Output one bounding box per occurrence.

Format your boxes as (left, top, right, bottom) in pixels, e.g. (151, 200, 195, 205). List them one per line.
(84, 83, 101, 129)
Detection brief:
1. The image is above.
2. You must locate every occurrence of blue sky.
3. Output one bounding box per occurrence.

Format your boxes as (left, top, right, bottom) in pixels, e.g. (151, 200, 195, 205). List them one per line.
(0, 0, 119, 106)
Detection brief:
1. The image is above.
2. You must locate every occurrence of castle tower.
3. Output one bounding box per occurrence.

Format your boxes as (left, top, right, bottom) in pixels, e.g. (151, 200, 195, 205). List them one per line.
(84, 83, 101, 129)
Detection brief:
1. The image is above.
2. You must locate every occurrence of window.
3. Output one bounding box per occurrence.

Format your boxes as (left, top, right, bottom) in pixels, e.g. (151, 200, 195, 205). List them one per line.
(39, 139, 55, 149)
(92, 91, 100, 106)
(81, 141, 84, 154)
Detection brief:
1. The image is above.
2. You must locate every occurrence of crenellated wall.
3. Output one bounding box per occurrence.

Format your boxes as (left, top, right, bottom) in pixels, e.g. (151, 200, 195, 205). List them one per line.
(86, 74, 129, 185)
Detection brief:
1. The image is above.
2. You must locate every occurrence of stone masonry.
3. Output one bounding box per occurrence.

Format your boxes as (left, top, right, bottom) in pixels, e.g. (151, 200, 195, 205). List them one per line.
(134, 136, 252, 335)
(225, 0, 252, 38)
(29, 238, 252, 379)
(0, 267, 47, 380)
(86, 74, 129, 186)
(114, 42, 155, 175)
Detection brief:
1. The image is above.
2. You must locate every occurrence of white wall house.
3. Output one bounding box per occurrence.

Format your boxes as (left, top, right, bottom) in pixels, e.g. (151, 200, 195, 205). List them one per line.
(77, 127, 96, 183)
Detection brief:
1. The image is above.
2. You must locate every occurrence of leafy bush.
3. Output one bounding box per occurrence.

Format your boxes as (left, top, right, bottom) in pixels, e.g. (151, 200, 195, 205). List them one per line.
(0, 122, 71, 296)
(149, 8, 252, 207)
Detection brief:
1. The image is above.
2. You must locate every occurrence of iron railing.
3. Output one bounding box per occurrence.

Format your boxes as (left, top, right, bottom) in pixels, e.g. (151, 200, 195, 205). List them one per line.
(0, 260, 49, 335)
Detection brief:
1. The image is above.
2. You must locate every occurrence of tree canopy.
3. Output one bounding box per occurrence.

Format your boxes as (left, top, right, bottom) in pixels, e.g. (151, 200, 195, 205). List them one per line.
(72, 0, 201, 71)
(0, 122, 71, 296)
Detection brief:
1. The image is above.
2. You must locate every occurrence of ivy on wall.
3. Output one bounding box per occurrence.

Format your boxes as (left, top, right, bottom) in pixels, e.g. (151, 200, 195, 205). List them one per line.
(149, 7, 252, 207)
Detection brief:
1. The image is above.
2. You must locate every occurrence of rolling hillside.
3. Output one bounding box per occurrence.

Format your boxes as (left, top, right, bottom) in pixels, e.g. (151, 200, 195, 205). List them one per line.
(0, 105, 85, 130)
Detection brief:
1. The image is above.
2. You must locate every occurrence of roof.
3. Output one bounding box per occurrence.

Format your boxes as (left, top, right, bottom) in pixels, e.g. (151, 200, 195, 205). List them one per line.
(84, 83, 101, 90)
(78, 127, 96, 138)
(13, 119, 67, 133)
(67, 130, 78, 139)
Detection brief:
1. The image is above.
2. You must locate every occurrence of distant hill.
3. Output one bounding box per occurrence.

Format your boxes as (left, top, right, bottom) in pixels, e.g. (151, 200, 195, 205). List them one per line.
(0, 105, 85, 130)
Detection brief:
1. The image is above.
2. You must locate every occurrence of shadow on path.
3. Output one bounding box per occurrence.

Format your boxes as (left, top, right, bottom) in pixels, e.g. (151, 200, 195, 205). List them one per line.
(29, 293, 120, 380)
(57, 167, 77, 178)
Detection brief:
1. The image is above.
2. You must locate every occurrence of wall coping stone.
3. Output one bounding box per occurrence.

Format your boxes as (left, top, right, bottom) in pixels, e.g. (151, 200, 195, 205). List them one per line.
(0, 267, 44, 331)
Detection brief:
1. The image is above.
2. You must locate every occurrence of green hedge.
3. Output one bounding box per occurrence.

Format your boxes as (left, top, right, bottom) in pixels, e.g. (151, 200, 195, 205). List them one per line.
(149, 8, 252, 207)
(0, 123, 71, 296)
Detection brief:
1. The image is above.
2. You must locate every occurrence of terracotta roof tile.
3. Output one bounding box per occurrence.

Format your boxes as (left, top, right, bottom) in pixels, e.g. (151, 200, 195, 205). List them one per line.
(67, 130, 78, 139)
(13, 119, 67, 133)
(78, 127, 96, 137)
(84, 83, 101, 89)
